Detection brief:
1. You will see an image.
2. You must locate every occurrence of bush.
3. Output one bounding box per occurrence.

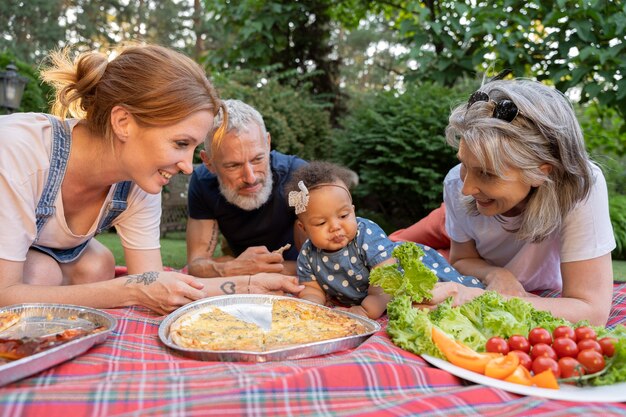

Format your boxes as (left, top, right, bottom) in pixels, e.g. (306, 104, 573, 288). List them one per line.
(210, 68, 333, 162)
(0, 52, 51, 114)
(332, 82, 467, 231)
(610, 195, 626, 260)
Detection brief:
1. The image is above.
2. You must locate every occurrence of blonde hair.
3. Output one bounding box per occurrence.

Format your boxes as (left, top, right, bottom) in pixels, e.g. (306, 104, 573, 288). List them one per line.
(41, 44, 227, 145)
(445, 79, 592, 243)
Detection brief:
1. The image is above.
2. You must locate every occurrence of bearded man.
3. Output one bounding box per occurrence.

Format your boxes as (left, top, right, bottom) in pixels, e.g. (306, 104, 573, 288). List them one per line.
(186, 100, 307, 277)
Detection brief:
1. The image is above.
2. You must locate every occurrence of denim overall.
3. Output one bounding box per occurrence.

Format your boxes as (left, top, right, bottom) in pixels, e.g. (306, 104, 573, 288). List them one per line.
(31, 114, 132, 263)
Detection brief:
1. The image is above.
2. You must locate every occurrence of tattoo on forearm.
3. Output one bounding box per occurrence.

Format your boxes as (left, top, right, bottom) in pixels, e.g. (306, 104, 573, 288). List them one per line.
(125, 271, 159, 286)
(220, 281, 236, 294)
(206, 227, 219, 252)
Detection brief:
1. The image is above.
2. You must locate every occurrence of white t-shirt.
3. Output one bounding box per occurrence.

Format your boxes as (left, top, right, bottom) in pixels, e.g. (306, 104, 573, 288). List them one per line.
(443, 163, 615, 291)
(0, 113, 162, 262)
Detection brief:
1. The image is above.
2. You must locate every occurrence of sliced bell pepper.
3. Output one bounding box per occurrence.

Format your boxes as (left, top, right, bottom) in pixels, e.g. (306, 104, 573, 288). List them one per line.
(503, 364, 533, 386)
(531, 369, 560, 389)
(431, 326, 501, 374)
(484, 352, 520, 380)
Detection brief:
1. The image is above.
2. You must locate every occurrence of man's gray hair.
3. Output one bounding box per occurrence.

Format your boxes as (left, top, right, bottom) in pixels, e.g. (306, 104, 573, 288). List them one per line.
(445, 78, 593, 243)
(205, 99, 268, 155)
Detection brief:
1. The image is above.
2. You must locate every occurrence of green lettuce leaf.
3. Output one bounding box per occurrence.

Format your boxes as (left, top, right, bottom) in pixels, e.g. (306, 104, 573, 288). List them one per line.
(370, 242, 438, 303)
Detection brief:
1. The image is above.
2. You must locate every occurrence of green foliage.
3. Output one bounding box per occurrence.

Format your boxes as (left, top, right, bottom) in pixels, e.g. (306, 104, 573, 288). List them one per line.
(211, 68, 333, 162)
(610, 195, 626, 261)
(579, 103, 626, 159)
(359, 0, 626, 118)
(333, 81, 466, 230)
(0, 53, 50, 114)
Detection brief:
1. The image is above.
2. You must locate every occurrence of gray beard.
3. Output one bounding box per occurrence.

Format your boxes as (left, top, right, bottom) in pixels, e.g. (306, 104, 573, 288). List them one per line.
(218, 173, 274, 211)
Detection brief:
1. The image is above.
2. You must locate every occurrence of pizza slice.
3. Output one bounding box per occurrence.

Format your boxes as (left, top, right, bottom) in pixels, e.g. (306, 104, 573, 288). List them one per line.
(170, 307, 265, 351)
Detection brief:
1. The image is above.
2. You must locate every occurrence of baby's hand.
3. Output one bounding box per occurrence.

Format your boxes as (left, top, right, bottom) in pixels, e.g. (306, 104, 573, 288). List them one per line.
(335, 305, 368, 318)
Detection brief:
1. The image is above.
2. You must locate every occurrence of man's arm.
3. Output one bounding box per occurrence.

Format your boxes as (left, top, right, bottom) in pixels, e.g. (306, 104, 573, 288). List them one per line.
(186, 217, 228, 277)
(186, 217, 286, 278)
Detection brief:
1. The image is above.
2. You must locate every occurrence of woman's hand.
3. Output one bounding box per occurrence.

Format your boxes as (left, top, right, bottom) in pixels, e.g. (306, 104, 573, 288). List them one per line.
(248, 273, 305, 296)
(124, 271, 206, 315)
(415, 282, 484, 309)
(483, 268, 527, 297)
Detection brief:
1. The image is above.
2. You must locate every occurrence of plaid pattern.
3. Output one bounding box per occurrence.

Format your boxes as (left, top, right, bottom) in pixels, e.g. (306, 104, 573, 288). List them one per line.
(2, 283, 626, 417)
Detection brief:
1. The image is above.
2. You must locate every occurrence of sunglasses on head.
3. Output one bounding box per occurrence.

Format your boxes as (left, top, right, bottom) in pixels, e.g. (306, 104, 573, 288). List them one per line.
(466, 90, 519, 123)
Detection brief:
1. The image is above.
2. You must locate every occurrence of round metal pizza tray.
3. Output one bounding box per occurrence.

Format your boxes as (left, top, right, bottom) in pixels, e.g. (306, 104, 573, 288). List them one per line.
(159, 295, 381, 362)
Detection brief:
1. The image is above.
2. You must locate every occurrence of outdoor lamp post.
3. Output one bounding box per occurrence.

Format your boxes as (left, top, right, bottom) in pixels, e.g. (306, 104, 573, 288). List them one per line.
(0, 63, 29, 113)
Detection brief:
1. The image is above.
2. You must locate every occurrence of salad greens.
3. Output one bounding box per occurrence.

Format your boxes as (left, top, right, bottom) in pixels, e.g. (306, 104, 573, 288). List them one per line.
(370, 243, 438, 303)
(373, 242, 626, 386)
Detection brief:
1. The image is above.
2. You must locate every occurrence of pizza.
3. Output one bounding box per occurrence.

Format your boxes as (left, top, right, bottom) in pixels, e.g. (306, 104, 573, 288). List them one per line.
(0, 312, 20, 333)
(169, 299, 368, 352)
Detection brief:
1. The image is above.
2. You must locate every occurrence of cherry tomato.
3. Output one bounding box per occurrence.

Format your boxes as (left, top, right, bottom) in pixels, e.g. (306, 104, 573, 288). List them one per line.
(528, 327, 552, 346)
(532, 356, 560, 378)
(577, 349, 605, 374)
(574, 326, 597, 341)
(486, 337, 510, 355)
(577, 339, 602, 354)
(510, 350, 532, 371)
(530, 343, 557, 361)
(508, 335, 530, 354)
(552, 337, 579, 359)
(598, 337, 618, 357)
(558, 357, 586, 379)
(553, 325, 576, 342)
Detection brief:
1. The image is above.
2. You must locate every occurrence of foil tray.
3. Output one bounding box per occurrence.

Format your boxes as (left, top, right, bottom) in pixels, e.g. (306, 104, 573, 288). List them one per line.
(0, 304, 117, 386)
(159, 295, 381, 362)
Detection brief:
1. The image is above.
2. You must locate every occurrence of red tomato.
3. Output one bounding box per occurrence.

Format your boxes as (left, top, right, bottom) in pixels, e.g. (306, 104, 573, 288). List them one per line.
(528, 327, 552, 346)
(508, 335, 530, 354)
(598, 337, 617, 357)
(558, 357, 586, 379)
(530, 343, 557, 361)
(577, 349, 605, 374)
(574, 326, 597, 341)
(510, 350, 532, 371)
(486, 337, 510, 355)
(552, 337, 579, 359)
(532, 356, 560, 378)
(577, 339, 602, 354)
(553, 325, 576, 342)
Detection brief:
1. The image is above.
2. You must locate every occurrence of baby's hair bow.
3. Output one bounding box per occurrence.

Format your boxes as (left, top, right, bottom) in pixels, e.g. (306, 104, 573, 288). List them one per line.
(288, 181, 309, 214)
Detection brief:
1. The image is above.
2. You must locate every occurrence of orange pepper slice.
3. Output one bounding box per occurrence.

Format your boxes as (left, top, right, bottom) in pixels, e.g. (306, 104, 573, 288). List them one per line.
(504, 364, 533, 386)
(531, 369, 560, 389)
(431, 327, 501, 374)
(484, 352, 520, 380)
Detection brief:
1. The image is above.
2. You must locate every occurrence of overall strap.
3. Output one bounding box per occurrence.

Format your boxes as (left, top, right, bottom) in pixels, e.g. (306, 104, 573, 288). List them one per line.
(34, 115, 72, 241)
(96, 180, 133, 233)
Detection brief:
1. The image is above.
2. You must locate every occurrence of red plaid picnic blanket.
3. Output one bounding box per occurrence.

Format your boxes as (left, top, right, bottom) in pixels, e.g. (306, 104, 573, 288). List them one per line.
(2, 283, 626, 417)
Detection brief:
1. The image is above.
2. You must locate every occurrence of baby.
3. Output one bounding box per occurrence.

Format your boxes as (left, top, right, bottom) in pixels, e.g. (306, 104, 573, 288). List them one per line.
(285, 161, 396, 319)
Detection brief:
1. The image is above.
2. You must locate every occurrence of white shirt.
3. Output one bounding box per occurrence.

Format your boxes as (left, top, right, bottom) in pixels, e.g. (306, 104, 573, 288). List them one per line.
(443, 163, 615, 291)
(0, 113, 161, 262)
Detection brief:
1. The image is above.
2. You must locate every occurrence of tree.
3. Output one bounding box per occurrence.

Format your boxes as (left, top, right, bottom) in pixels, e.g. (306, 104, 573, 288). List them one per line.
(0, 0, 65, 63)
(349, 0, 626, 117)
(200, 0, 345, 123)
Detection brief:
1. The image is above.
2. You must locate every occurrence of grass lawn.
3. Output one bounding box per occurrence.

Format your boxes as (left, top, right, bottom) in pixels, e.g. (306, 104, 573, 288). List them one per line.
(96, 231, 188, 269)
(97, 231, 626, 282)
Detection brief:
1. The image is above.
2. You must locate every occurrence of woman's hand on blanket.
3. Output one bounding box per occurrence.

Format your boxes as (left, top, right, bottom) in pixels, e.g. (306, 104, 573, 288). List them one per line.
(124, 271, 206, 315)
(248, 273, 305, 296)
(483, 268, 528, 298)
(414, 282, 484, 309)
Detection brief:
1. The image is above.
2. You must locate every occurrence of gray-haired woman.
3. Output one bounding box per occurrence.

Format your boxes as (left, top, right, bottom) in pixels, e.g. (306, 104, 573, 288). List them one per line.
(423, 78, 615, 326)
